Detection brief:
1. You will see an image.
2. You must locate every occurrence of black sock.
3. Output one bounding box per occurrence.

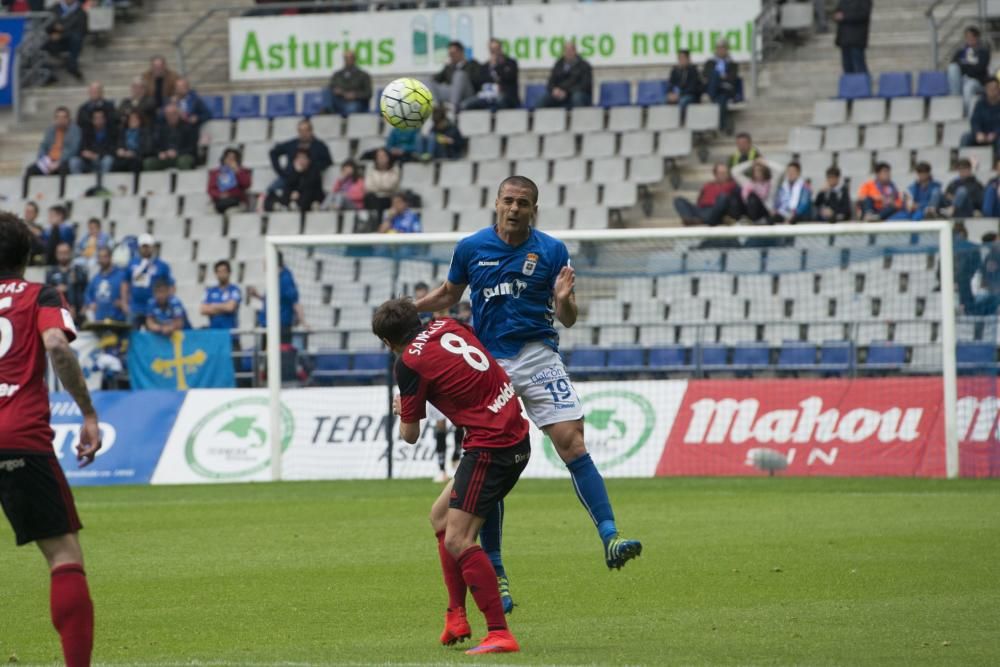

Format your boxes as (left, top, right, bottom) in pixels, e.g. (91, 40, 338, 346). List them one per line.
(435, 431, 447, 471)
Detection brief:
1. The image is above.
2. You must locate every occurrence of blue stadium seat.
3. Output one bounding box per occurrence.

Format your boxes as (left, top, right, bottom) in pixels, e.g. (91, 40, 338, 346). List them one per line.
(312, 351, 351, 383)
(732, 344, 771, 371)
(777, 343, 817, 370)
(957, 343, 996, 372)
(266, 92, 297, 118)
(864, 342, 905, 370)
(838, 73, 872, 100)
(372, 87, 383, 112)
(636, 80, 668, 106)
(352, 352, 390, 378)
(877, 72, 912, 99)
(568, 348, 607, 374)
(229, 93, 261, 119)
(916, 70, 950, 98)
(599, 81, 631, 108)
(818, 341, 852, 375)
(607, 347, 645, 369)
(698, 344, 729, 371)
(202, 94, 225, 119)
(648, 346, 691, 371)
(303, 90, 325, 116)
(524, 84, 548, 110)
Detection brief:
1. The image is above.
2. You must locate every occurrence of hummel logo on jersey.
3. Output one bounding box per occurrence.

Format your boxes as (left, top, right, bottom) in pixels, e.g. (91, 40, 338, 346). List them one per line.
(478, 260, 500, 266)
(482, 280, 527, 301)
(486, 382, 517, 414)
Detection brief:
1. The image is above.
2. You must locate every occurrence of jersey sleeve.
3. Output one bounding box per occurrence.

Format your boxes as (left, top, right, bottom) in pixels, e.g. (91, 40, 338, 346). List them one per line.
(36, 285, 77, 342)
(549, 239, 571, 287)
(231, 286, 242, 305)
(395, 356, 427, 423)
(447, 238, 470, 286)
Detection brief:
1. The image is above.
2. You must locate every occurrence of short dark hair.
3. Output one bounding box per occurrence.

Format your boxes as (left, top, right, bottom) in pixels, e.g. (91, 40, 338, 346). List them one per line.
(49, 205, 67, 220)
(874, 161, 891, 173)
(736, 132, 752, 141)
(957, 157, 973, 170)
(25, 201, 38, 214)
(54, 106, 70, 116)
(0, 211, 34, 274)
(986, 78, 1000, 88)
(448, 41, 464, 51)
(983, 232, 998, 243)
(678, 49, 691, 58)
(497, 175, 539, 204)
(221, 147, 242, 165)
(414, 281, 429, 292)
(787, 161, 801, 171)
(826, 166, 841, 178)
(294, 148, 311, 161)
(915, 161, 932, 174)
(152, 277, 171, 290)
(372, 297, 423, 347)
(87, 217, 101, 226)
(214, 260, 231, 272)
(966, 25, 981, 38)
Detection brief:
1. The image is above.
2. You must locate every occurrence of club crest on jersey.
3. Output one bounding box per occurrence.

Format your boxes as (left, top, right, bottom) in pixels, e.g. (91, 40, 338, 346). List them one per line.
(522, 253, 538, 276)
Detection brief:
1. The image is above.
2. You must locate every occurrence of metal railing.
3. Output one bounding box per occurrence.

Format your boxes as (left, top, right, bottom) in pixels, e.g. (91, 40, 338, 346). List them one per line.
(750, 0, 782, 99)
(927, 0, 987, 70)
(12, 11, 55, 123)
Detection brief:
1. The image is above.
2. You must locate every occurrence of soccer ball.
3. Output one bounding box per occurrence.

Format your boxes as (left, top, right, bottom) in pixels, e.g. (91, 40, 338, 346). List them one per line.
(380, 78, 434, 130)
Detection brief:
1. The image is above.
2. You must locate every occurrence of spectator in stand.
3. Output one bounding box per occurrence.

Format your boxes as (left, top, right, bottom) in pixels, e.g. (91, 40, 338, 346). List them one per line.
(363, 148, 401, 216)
(145, 277, 188, 336)
(201, 260, 242, 331)
(127, 233, 173, 329)
(379, 194, 422, 233)
(322, 50, 372, 116)
(954, 222, 981, 312)
(903, 162, 943, 220)
(431, 41, 482, 110)
(118, 76, 157, 129)
(143, 55, 179, 109)
(982, 157, 1000, 216)
(208, 147, 252, 214)
(247, 254, 307, 344)
(538, 41, 592, 109)
(857, 162, 904, 220)
(26, 106, 80, 178)
(42, 0, 86, 81)
(949, 26, 992, 114)
(23, 201, 46, 261)
(833, 0, 872, 74)
(143, 102, 197, 171)
(962, 79, 1000, 155)
(704, 39, 742, 132)
(42, 205, 75, 266)
(381, 127, 422, 163)
(666, 49, 702, 117)
(76, 82, 116, 130)
(941, 158, 984, 218)
(324, 160, 365, 211)
(171, 77, 212, 132)
(85, 246, 129, 326)
(462, 39, 520, 111)
(262, 149, 324, 212)
(733, 157, 784, 223)
(728, 132, 761, 168)
(268, 118, 333, 191)
(113, 109, 151, 174)
(973, 233, 1000, 314)
(45, 242, 87, 322)
(673, 163, 740, 226)
(75, 217, 111, 262)
(814, 166, 852, 222)
(70, 108, 117, 176)
(773, 162, 812, 223)
(421, 107, 464, 160)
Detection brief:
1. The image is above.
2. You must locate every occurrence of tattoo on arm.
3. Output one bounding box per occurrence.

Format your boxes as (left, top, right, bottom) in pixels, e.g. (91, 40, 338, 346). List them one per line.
(45, 332, 95, 416)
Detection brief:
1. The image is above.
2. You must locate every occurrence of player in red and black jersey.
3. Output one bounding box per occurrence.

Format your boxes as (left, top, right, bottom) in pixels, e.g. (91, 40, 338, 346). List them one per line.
(373, 297, 528, 656)
(0, 212, 101, 667)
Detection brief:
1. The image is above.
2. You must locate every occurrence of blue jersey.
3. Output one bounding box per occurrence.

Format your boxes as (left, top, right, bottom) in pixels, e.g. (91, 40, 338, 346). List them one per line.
(85, 267, 127, 322)
(203, 284, 242, 330)
(256, 267, 299, 328)
(447, 226, 570, 359)
(127, 257, 173, 316)
(146, 295, 187, 325)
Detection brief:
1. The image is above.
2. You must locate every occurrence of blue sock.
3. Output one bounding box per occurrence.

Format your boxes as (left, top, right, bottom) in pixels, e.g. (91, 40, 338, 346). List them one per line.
(566, 453, 618, 543)
(479, 500, 506, 579)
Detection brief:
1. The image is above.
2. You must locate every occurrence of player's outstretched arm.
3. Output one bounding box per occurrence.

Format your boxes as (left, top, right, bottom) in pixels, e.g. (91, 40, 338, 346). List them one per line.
(414, 280, 465, 314)
(43, 328, 101, 467)
(554, 266, 578, 327)
(392, 394, 421, 444)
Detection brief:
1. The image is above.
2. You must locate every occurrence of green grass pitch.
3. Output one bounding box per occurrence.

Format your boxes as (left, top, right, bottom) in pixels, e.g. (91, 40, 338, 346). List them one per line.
(2, 477, 999, 666)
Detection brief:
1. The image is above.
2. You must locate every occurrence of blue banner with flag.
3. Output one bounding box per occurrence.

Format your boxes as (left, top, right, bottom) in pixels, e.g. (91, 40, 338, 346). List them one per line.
(128, 330, 236, 390)
(0, 17, 26, 108)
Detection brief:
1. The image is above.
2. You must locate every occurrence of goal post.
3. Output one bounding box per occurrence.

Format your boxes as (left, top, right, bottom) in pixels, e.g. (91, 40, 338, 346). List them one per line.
(265, 221, 960, 482)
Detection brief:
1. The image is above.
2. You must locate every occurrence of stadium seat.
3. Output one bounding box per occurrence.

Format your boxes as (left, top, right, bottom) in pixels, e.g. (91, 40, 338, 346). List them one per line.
(818, 341, 852, 373)
(524, 84, 548, 110)
(27, 174, 61, 201)
(469, 136, 503, 162)
(229, 94, 261, 119)
(648, 345, 691, 371)
(439, 161, 474, 186)
(495, 109, 529, 135)
(916, 70, 950, 98)
(599, 81, 631, 107)
(71, 197, 105, 220)
(732, 344, 771, 371)
(457, 110, 492, 136)
(202, 95, 225, 120)
(506, 134, 541, 159)
(346, 113, 380, 137)
(838, 73, 872, 100)
(636, 80, 668, 106)
(303, 90, 325, 116)
(625, 156, 661, 184)
(617, 130, 652, 158)
(515, 158, 550, 184)
(812, 99, 848, 126)
(878, 72, 912, 99)
(608, 106, 643, 132)
(889, 97, 925, 124)
(552, 159, 587, 184)
(63, 173, 96, 200)
(787, 126, 823, 152)
(607, 347, 644, 369)
(311, 114, 342, 139)
(573, 207, 609, 230)
(956, 343, 996, 372)
(941, 119, 967, 148)
(581, 132, 617, 159)
(543, 133, 577, 159)
(777, 343, 816, 370)
(824, 124, 859, 151)
(863, 124, 899, 150)
(570, 107, 605, 133)
(351, 352, 390, 379)
(475, 159, 511, 186)
(312, 351, 352, 383)
(685, 104, 720, 131)
(568, 348, 607, 372)
(533, 108, 567, 134)
(536, 206, 571, 230)
(864, 342, 906, 370)
(900, 122, 936, 149)
(658, 129, 693, 158)
(698, 344, 729, 371)
(603, 182, 638, 208)
(928, 96, 963, 122)
(851, 98, 885, 124)
(645, 104, 680, 130)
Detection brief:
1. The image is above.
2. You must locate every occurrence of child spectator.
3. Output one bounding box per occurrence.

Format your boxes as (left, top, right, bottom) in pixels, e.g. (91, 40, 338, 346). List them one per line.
(208, 147, 252, 214)
(325, 160, 365, 211)
(814, 166, 852, 222)
(773, 162, 812, 223)
(113, 110, 151, 173)
(362, 148, 401, 215)
(421, 107, 464, 160)
(75, 217, 111, 261)
(733, 157, 783, 223)
(262, 149, 324, 212)
(942, 158, 984, 218)
(145, 277, 188, 336)
(857, 162, 904, 220)
(903, 162, 943, 220)
(379, 194, 422, 233)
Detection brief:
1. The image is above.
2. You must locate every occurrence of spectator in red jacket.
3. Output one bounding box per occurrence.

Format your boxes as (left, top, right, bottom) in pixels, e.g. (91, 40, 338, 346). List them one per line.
(325, 160, 365, 210)
(208, 147, 251, 214)
(673, 163, 740, 226)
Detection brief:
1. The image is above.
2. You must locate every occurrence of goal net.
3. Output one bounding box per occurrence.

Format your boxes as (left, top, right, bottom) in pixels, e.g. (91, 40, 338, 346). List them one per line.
(259, 222, 1000, 482)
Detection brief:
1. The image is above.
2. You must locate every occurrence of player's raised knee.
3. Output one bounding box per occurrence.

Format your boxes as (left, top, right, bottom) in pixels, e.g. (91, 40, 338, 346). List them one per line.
(546, 419, 588, 461)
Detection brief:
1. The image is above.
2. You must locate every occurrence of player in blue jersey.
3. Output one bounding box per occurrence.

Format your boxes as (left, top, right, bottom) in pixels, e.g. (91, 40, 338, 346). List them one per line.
(415, 175, 643, 594)
(145, 278, 188, 335)
(200, 260, 242, 331)
(85, 247, 129, 324)
(127, 234, 173, 330)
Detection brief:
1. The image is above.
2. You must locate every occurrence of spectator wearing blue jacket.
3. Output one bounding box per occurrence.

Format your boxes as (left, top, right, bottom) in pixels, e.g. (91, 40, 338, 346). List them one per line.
(961, 79, 1000, 155)
(75, 217, 112, 261)
(145, 278, 188, 336)
(249, 255, 307, 345)
(201, 260, 242, 330)
(170, 77, 212, 132)
(128, 233, 173, 329)
(384, 127, 422, 163)
(981, 157, 1000, 216)
(772, 162, 812, 223)
(85, 247, 129, 324)
(903, 162, 943, 220)
(379, 194, 422, 234)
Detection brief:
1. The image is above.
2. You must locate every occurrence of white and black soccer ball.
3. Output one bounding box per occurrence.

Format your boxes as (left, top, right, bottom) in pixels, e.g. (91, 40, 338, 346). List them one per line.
(380, 77, 434, 130)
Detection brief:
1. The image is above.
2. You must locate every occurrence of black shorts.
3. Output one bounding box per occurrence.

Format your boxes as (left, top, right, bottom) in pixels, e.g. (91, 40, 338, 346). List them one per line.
(450, 437, 530, 518)
(0, 453, 82, 546)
